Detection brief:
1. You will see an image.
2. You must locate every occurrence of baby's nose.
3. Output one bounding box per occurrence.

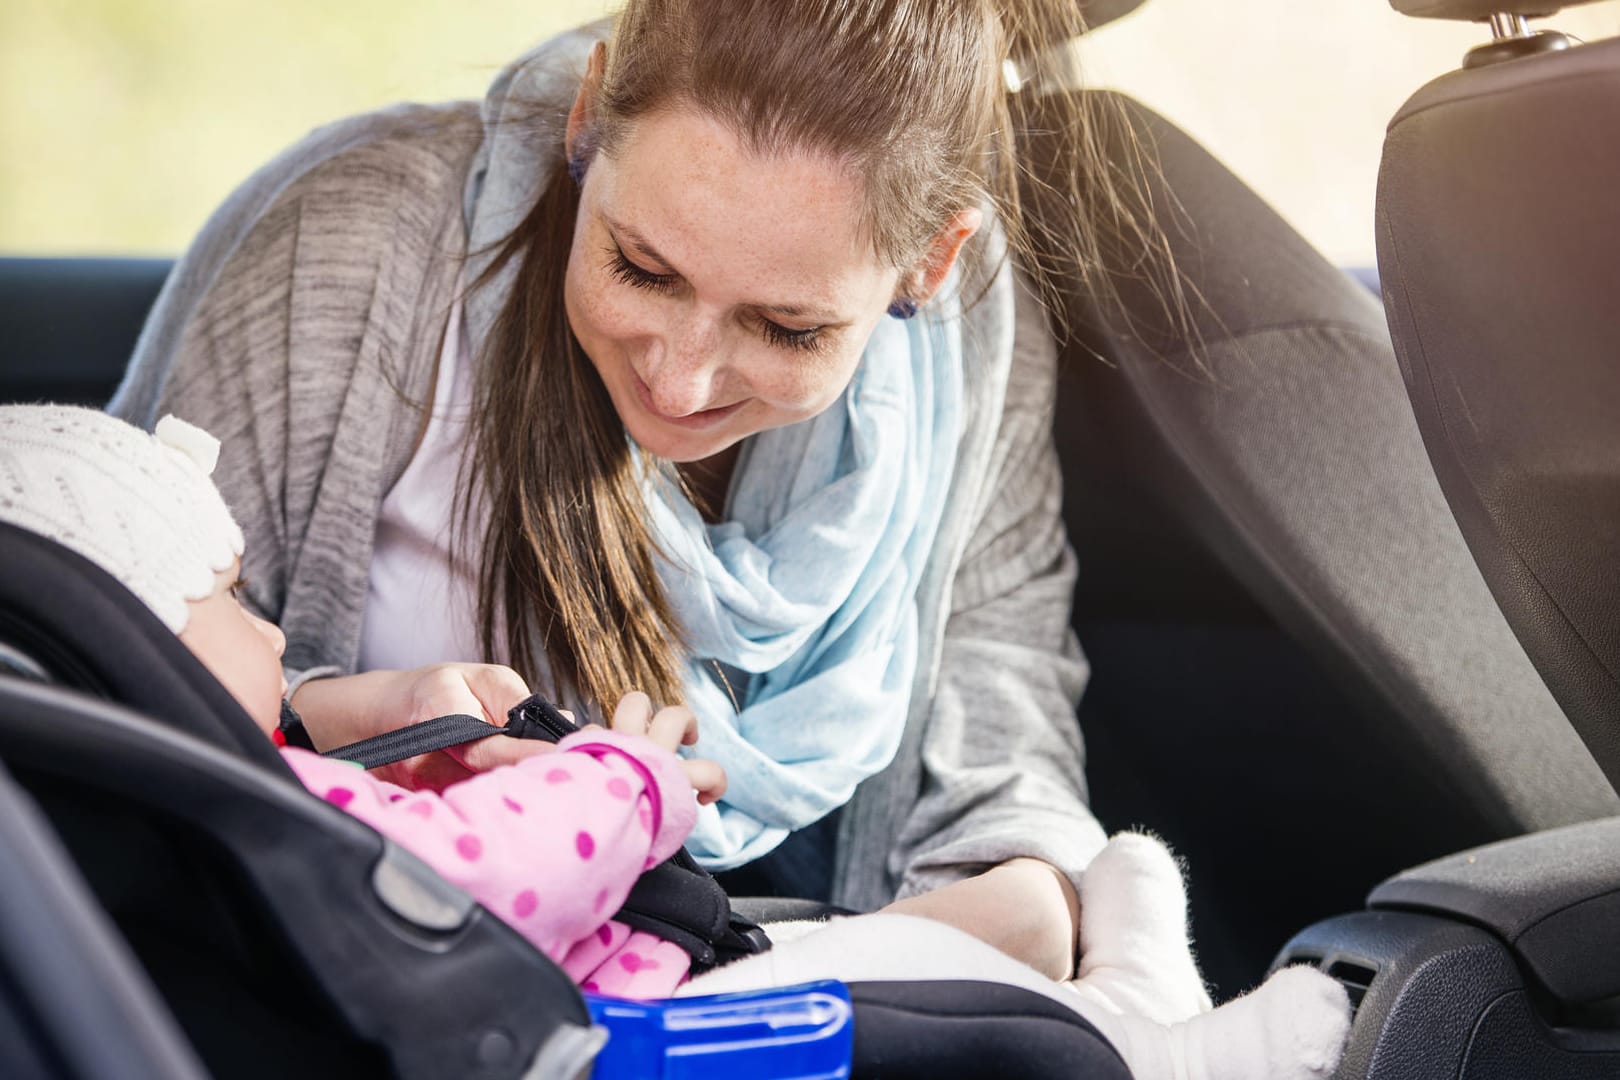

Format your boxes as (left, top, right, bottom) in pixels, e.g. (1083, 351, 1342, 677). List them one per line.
(254, 613, 286, 658)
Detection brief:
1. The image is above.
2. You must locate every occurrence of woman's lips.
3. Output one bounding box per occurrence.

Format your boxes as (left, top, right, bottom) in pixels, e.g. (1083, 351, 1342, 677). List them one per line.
(632, 372, 744, 430)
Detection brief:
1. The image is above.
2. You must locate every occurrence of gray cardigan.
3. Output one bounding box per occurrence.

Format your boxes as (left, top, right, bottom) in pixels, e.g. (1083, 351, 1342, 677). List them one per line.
(111, 67, 1104, 913)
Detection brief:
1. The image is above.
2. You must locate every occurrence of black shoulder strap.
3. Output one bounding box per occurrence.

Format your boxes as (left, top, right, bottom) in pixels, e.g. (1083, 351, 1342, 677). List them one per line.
(316, 692, 578, 768)
(319, 713, 500, 770)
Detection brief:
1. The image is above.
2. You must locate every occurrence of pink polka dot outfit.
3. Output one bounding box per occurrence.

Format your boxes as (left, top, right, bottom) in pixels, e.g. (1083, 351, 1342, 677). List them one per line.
(282, 728, 696, 998)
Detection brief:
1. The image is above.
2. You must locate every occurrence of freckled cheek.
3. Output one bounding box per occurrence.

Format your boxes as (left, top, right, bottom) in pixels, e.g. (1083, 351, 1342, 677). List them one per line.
(743, 346, 864, 418)
(566, 270, 666, 359)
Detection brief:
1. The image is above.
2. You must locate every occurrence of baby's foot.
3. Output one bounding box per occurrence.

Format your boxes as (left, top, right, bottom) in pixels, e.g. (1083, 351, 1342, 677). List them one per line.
(1072, 832, 1213, 1025)
(1070, 964, 1350, 1080)
(1175, 965, 1351, 1080)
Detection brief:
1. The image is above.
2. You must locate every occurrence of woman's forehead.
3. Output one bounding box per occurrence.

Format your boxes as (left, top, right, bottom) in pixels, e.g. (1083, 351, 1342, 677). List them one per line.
(593, 108, 894, 310)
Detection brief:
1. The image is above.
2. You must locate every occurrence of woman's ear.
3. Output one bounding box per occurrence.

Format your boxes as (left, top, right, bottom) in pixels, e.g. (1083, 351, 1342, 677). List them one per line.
(902, 207, 985, 306)
(565, 41, 607, 165)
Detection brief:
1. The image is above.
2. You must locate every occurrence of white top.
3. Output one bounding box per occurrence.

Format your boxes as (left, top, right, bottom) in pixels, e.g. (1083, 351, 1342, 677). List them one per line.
(356, 286, 489, 672)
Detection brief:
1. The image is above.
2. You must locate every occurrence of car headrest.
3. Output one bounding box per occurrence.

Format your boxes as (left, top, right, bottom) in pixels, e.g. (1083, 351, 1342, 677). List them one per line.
(1080, 0, 1148, 30)
(1390, 0, 1591, 19)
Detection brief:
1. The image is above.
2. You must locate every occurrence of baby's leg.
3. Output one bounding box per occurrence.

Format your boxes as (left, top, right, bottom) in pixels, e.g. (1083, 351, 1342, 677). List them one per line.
(681, 912, 1063, 999)
(1086, 966, 1350, 1080)
(681, 914, 1351, 1080)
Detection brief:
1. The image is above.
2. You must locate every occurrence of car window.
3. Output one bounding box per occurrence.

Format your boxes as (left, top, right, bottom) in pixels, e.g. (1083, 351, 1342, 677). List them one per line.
(1073, 1, 1620, 269)
(0, 0, 614, 255)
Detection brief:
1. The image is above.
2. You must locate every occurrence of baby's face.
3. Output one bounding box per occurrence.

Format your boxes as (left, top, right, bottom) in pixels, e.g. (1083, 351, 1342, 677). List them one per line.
(178, 558, 288, 737)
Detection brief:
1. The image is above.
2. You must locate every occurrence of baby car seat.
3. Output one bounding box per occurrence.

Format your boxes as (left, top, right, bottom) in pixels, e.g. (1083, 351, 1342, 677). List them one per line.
(0, 519, 1132, 1079)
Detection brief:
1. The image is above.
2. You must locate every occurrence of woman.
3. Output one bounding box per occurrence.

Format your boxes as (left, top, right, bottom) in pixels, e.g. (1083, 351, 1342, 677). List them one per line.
(113, 1, 1148, 984)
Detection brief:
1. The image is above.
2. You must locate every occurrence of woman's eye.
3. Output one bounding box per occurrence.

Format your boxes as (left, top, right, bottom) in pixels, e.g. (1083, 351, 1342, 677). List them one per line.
(607, 246, 679, 294)
(229, 576, 250, 599)
(760, 318, 826, 355)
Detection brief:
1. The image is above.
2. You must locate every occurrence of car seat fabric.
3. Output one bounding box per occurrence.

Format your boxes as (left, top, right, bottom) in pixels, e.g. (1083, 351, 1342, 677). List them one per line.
(848, 980, 1132, 1079)
(1376, 35, 1620, 792)
(1020, 90, 1620, 988)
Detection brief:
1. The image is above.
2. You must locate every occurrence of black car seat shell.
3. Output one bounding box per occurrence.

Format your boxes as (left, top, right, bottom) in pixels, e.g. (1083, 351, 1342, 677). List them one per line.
(0, 525, 601, 1080)
(0, 755, 209, 1080)
(0, 518, 1134, 1078)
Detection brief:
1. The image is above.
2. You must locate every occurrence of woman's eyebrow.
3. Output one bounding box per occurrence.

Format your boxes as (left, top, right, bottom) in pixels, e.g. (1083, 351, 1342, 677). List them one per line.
(755, 301, 848, 326)
(606, 217, 677, 271)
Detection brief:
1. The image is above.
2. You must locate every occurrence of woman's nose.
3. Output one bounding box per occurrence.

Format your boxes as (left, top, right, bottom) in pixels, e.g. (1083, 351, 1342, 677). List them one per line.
(642, 316, 726, 416)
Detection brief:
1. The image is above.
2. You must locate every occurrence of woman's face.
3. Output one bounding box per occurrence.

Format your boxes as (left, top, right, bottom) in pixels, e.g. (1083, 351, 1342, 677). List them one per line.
(564, 107, 902, 464)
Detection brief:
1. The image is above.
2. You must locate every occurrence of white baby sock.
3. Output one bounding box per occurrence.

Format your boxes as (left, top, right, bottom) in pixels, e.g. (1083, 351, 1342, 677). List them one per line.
(1070, 965, 1350, 1080)
(1072, 832, 1214, 1026)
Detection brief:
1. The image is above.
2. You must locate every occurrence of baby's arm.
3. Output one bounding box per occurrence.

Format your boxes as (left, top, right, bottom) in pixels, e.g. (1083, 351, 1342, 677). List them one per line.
(282, 728, 697, 962)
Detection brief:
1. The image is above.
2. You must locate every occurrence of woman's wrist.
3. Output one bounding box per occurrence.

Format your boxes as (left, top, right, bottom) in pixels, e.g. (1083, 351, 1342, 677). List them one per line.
(282, 665, 343, 750)
(288, 669, 395, 753)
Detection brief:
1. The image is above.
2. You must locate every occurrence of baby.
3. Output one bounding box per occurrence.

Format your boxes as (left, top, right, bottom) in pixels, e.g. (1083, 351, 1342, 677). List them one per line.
(0, 404, 716, 998)
(0, 404, 1351, 1080)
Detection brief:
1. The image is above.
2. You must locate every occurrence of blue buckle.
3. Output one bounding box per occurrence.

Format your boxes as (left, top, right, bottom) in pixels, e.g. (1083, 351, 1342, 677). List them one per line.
(586, 979, 853, 1079)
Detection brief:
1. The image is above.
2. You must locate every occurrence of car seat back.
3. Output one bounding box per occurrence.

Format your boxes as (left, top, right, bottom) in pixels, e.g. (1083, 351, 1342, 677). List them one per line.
(1019, 81, 1620, 992)
(1376, 1, 1620, 790)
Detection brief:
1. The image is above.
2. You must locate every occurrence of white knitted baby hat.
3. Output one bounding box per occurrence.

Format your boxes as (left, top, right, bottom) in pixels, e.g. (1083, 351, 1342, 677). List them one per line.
(0, 405, 245, 634)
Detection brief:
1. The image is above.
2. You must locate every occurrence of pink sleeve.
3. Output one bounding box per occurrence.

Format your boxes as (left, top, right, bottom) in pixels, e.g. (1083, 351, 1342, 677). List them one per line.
(280, 729, 697, 967)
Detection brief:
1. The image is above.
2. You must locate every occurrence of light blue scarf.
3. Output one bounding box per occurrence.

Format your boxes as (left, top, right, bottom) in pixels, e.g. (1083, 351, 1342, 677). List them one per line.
(648, 302, 964, 869)
(462, 27, 967, 868)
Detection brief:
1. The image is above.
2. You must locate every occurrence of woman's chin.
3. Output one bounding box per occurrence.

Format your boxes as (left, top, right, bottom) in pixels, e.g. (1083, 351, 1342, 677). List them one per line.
(633, 428, 735, 464)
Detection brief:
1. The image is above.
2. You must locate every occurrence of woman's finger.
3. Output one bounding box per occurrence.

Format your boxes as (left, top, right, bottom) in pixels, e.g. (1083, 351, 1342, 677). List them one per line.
(460, 663, 532, 723)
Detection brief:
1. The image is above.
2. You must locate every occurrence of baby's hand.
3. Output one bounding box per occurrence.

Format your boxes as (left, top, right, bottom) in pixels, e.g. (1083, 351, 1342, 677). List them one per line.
(610, 691, 728, 806)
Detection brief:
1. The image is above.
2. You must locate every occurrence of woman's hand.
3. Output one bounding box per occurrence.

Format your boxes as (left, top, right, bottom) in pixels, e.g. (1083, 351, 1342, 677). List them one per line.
(609, 691, 727, 805)
(290, 663, 556, 792)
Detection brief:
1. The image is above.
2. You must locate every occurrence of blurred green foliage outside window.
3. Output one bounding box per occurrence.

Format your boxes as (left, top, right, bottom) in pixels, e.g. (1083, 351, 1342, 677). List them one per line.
(0, 0, 610, 254)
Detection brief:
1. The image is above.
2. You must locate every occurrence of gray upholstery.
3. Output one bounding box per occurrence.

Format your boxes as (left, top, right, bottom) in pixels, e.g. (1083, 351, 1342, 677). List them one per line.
(1033, 92, 1616, 832)
(1020, 91, 1618, 988)
(1370, 817, 1620, 1006)
(1378, 37, 1620, 790)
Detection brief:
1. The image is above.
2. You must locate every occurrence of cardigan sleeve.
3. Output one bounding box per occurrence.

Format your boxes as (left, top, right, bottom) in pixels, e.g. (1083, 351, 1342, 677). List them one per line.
(109, 105, 480, 683)
(886, 277, 1107, 903)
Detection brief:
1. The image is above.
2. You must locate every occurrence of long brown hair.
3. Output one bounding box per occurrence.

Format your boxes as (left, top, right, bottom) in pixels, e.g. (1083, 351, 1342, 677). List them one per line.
(465, 0, 1176, 712)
